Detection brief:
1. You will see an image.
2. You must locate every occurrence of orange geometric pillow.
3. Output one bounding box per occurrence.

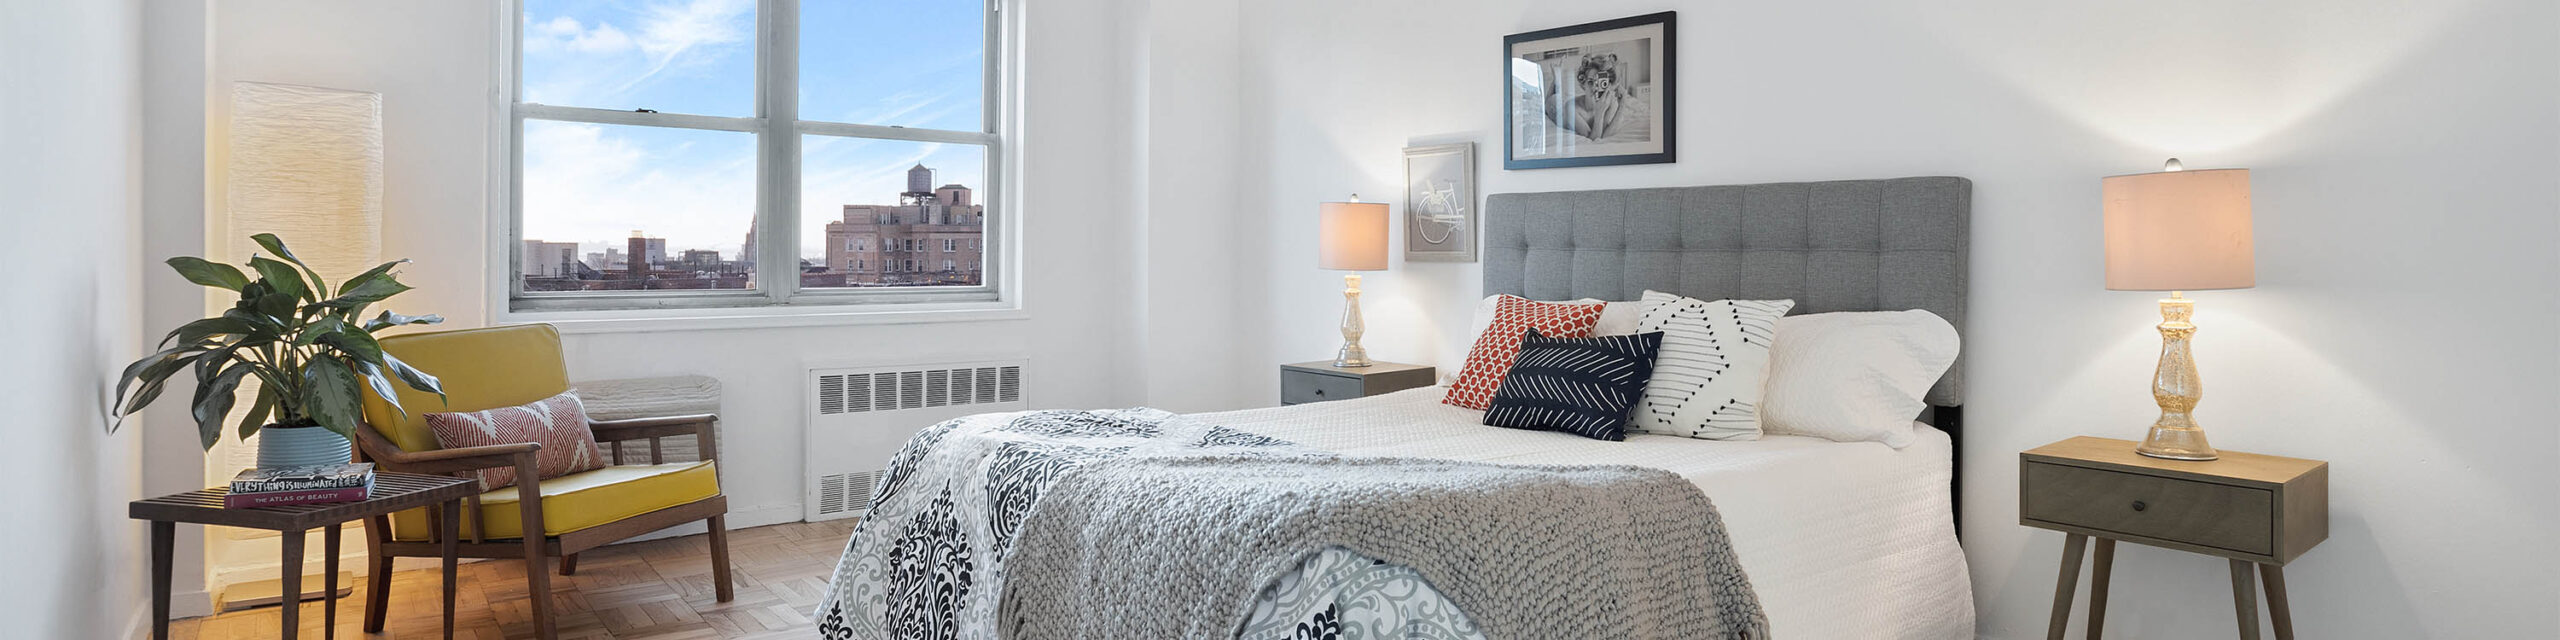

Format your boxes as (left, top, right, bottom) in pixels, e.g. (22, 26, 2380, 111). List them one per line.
(1443, 296, 1606, 409)
(422, 390, 607, 490)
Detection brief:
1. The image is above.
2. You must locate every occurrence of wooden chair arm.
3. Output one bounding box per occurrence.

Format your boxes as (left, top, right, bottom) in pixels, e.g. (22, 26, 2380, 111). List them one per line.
(588, 414, 718, 441)
(589, 414, 720, 464)
(354, 423, 541, 475)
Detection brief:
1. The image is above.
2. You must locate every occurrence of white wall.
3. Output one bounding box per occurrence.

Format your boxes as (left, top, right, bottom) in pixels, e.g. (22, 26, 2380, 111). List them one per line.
(172, 0, 1163, 590)
(0, 0, 152, 636)
(1229, 0, 2559, 637)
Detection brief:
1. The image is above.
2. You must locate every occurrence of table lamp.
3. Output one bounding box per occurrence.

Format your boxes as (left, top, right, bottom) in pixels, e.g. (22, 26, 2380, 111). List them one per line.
(2104, 158, 2254, 460)
(1319, 196, 1389, 367)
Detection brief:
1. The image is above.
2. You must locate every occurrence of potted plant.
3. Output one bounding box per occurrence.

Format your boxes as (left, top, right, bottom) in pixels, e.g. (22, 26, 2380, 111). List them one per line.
(109, 233, 447, 469)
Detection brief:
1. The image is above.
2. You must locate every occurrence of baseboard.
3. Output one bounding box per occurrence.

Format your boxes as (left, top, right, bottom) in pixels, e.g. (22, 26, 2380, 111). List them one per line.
(619, 502, 804, 543)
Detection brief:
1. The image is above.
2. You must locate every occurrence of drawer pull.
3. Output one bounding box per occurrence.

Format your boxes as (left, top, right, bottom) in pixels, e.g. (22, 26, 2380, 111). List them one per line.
(1313, 389, 1326, 396)
(2130, 500, 2148, 512)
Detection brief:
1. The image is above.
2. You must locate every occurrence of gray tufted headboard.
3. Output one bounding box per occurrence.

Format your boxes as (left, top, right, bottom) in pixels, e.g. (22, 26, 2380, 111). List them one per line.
(1483, 176, 1970, 406)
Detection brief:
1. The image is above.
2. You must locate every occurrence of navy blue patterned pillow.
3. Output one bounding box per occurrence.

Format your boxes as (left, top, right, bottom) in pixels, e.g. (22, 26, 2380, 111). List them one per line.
(1481, 329, 1665, 441)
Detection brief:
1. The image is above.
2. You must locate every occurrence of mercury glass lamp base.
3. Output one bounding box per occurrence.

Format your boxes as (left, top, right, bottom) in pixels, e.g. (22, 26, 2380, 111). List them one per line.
(2136, 426, 2219, 461)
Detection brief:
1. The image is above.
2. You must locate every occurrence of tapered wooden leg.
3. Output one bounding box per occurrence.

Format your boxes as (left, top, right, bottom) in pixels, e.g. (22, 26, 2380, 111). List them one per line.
(2047, 533, 2088, 640)
(442, 499, 461, 640)
(323, 523, 341, 640)
(2229, 559, 2262, 640)
(707, 514, 734, 602)
(151, 520, 173, 640)
(363, 529, 393, 633)
(2087, 538, 2114, 639)
(2261, 564, 2293, 640)
(516, 461, 558, 640)
(559, 552, 578, 576)
(279, 528, 305, 640)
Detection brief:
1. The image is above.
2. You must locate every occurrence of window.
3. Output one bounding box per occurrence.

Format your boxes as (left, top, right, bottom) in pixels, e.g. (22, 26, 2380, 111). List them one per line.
(506, 0, 1008, 312)
(944, 238, 957, 252)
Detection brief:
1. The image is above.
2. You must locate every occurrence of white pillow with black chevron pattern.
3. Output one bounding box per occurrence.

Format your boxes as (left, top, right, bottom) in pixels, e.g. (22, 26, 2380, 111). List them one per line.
(1627, 291, 1796, 440)
(1481, 329, 1665, 441)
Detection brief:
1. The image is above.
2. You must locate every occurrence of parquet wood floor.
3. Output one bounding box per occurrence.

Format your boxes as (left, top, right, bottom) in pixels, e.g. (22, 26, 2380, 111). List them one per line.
(170, 519, 858, 640)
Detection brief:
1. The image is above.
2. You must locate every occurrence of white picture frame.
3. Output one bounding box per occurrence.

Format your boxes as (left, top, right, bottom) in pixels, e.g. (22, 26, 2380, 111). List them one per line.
(1403, 142, 1477, 262)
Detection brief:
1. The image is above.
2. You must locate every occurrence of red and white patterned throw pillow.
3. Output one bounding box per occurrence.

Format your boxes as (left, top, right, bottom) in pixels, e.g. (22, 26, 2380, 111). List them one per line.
(422, 390, 608, 490)
(1443, 295, 1607, 409)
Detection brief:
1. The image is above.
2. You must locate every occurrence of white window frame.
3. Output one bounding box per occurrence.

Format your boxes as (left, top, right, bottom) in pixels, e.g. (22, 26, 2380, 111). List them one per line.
(490, 0, 1020, 327)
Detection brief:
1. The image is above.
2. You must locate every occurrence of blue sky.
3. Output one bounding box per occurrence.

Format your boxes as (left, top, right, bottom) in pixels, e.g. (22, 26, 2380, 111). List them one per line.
(519, 0, 988, 261)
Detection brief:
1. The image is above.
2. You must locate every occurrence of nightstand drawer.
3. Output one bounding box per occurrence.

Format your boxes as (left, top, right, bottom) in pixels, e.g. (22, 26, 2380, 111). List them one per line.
(2023, 461, 2274, 556)
(1280, 369, 1365, 404)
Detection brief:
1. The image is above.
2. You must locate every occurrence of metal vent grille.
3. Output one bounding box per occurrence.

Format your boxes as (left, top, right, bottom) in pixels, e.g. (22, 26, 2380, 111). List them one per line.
(815, 365, 1025, 415)
(814, 470, 881, 517)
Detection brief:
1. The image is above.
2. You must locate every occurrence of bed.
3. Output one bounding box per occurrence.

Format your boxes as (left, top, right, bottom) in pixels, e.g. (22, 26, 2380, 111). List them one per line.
(817, 176, 1975, 639)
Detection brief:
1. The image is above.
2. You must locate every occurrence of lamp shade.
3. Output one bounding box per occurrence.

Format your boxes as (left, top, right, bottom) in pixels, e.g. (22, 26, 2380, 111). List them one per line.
(2103, 167, 2253, 291)
(1318, 200, 1389, 271)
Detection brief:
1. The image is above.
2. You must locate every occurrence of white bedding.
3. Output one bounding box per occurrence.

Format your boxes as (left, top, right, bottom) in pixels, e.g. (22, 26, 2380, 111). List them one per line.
(1195, 386, 1975, 639)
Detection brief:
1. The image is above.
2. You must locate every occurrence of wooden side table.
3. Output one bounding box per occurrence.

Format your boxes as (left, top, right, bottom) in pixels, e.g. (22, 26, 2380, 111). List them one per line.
(2020, 436, 2328, 640)
(1280, 361, 1436, 405)
(131, 472, 482, 640)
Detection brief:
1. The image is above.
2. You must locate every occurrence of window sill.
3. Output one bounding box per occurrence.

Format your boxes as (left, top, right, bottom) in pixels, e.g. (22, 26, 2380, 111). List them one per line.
(495, 300, 1028, 334)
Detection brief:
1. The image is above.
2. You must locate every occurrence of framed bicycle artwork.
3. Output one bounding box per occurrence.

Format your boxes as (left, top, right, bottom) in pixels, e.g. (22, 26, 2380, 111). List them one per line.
(1402, 142, 1476, 262)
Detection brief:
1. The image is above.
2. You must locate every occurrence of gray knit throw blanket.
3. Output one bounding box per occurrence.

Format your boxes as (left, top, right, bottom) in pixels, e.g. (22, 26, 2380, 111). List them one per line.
(998, 456, 1768, 639)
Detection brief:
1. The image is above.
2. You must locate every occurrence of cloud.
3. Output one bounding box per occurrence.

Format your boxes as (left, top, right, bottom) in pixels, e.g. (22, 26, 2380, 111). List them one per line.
(519, 122, 758, 259)
(526, 16, 635, 55)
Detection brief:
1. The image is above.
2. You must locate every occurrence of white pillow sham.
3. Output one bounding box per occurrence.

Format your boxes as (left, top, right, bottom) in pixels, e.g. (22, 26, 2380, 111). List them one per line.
(1760, 310, 1960, 448)
(1626, 291, 1794, 440)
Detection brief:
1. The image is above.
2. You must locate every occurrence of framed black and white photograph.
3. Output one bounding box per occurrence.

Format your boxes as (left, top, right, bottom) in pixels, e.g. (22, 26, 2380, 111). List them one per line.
(1403, 142, 1476, 262)
(1503, 12, 1675, 170)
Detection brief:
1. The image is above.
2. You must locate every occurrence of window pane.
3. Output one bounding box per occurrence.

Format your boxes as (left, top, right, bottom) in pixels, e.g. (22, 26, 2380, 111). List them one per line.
(800, 135, 989, 288)
(521, 120, 758, 293)
(800, 0, 986, 131)
(522, 0, 756, 117)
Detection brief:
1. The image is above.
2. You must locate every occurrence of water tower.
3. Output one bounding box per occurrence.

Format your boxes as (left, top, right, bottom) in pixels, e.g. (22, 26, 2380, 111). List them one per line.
(901, 164, 937, 205)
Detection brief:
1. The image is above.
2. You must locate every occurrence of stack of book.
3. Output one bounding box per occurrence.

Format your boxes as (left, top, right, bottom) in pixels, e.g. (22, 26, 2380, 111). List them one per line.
(225, 462, 375, 509)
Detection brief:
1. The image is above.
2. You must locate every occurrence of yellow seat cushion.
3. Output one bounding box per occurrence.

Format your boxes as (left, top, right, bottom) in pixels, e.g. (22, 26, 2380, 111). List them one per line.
(390, 461, 720, 541)
(362, 324, 572, 455)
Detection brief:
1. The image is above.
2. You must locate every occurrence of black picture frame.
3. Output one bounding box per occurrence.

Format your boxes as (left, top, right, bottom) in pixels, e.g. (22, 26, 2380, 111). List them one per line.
(1502, 11, 1677, 170)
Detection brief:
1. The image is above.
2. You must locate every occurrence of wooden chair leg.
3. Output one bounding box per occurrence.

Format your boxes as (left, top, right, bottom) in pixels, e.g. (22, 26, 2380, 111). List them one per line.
(516, 458, 558, 640)
(2046, 534, 2088, 640)
(707, 514, 735, 602)
(2229, 559, 2262, 640)
(559, 552, 578, 576)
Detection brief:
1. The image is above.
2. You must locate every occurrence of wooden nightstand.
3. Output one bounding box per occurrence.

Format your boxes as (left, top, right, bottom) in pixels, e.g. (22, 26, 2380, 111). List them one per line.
(2021, 436, 2328, 640)
(1280, 361, 1435, 405)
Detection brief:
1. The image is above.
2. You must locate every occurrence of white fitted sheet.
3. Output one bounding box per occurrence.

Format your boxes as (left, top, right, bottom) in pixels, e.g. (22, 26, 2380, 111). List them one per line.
(1194, 386, 1975, 639)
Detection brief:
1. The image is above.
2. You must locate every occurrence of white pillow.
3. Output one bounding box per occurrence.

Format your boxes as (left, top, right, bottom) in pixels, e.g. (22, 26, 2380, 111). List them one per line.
(1466, 295, 1643, 338)
(1760, 310, 1959, 448)
(1627, 291, 1795, 440)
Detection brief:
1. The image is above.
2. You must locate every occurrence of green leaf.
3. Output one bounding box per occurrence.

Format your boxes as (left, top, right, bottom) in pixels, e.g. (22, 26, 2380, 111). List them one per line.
(160, 316, 253, 348)
(191, 362, 252, 450)
(236, 385, 276, 441)
(166, 257, 250, 291)
(249, 257, 311, 302)
(221, 308, 285, 341)
(301, 357, 366, 440)
(355, 361, 407, 422)
(114, 345, 206, 419)
(294, 317, 348, 347)
(381, 351, 446, 405)
(252, 291, 298, 320)
(320, 275, 410, 309)
(364, 311, 444, 332)
(333, 259, 408, 299)
(250, 233, 328, 294)
(316, 328, 386, 366)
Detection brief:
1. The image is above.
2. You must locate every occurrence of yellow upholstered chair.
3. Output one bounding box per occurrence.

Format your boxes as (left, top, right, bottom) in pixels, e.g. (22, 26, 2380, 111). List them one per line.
(353, 324, 731, 640)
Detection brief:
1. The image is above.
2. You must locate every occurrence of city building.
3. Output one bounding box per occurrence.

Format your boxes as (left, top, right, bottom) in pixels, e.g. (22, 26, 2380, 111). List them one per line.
(822, 164, 986, 286)
(520, 239, 581, 278)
